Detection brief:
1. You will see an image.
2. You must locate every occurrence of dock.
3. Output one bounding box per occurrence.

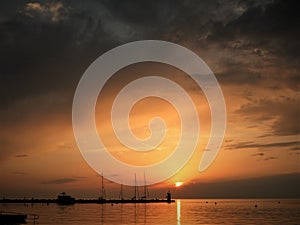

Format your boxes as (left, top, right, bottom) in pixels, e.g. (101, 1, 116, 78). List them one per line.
(0, 198, 175, 204)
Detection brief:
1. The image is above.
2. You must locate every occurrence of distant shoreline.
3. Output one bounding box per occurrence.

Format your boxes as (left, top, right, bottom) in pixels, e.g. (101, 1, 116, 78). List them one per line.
(0, 198, 298, 204)
(0, 198, 175, 204)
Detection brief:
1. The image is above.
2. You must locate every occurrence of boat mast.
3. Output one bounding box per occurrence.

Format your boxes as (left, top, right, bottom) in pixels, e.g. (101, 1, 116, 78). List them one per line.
(143, 172, 147, 199)
(142, 172, 150, 199)
(134, 173, 137, 200)
(120, 184, 123, 200)
(101, 172, 106, 200)
(144, 173, 146, 198)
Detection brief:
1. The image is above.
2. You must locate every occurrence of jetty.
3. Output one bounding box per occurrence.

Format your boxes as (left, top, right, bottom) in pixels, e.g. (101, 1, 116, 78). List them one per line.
(0, 189, 174, 205)
(0, 195, 174, 205)
(0, 187, 174, 205)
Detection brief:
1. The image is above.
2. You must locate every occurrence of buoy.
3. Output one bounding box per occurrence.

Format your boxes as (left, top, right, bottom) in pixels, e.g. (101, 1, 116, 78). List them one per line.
(254, 204, 257, 208)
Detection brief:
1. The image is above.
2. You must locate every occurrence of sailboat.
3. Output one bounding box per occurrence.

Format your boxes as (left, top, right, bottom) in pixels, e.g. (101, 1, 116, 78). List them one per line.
(98, 173, 106, 203)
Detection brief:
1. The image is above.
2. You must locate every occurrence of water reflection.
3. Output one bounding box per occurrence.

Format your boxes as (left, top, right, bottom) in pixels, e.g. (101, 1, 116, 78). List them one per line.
(177, 200, 181, 225)
(1, 199, 299, 224)
(100, 203, 147, 224)
(143, 203, 147, 224)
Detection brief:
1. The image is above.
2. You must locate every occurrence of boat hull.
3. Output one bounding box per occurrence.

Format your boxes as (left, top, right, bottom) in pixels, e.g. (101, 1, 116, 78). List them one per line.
(0, 213, 27, 224)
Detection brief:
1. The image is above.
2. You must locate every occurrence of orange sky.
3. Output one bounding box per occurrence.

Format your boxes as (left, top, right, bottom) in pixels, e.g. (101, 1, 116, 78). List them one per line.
(0, 59, 298, 198)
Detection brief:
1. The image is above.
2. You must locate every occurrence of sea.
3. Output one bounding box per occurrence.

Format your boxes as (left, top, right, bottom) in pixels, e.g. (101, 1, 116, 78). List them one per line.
(1, 199, 299, 224)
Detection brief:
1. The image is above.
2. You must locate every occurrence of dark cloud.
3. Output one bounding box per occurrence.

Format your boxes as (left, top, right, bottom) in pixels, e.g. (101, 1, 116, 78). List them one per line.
(182, 173, 300, 198)
(41, 178, 77, 184)
(227, 140, 300, 150)
(0, 138, 31, 160)
(215, 60, 263, 85)
(0, 1, 118, 111)
(208, 0, 300, 57)
(236, 98, 300, 136)
(0, 0, 298, 110)
(252, 152, 265, 157)
(209, 0, 300, 92)
(289, 147, 300, 151)
(252, 152, 279, 161)
(15, 154, 29, 158)
(100, 0, 254, 42)
(264, 156, 278, 161)
(13, 171, 27, 175)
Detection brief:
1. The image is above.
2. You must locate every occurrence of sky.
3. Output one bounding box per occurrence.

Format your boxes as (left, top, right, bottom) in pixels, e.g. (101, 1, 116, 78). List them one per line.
(0, 0, 299, 198)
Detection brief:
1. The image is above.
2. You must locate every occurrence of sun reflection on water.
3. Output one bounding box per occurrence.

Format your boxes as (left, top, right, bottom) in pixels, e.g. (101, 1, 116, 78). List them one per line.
(177, 199, 181, 225)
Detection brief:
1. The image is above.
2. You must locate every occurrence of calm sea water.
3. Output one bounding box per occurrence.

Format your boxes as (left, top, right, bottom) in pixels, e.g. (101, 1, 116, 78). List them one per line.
(1, 199, 299, 224)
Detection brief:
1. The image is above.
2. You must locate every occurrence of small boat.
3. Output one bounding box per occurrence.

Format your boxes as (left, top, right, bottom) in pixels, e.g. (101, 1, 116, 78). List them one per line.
(0, 211, 27, 224)
(57, 192, 75, 205)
